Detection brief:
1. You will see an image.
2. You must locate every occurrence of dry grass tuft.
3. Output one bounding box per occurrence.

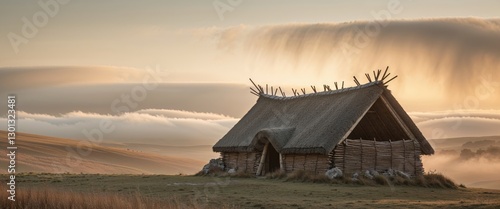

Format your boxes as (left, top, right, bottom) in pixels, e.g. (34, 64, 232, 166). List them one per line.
(269, 171, 458, 189)
(416, 173, 457, 189)
(265, 170, 287, 179)
(0, 184, 234, 209)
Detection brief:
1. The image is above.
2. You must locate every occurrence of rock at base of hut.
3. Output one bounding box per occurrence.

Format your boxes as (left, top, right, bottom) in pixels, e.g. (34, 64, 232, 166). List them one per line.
(396, 170, 410, 179)
(201, 158, 225, 174)
(364, 170, 374, 179)
(383, 169, 395, 177)
(325, 167, 343, 179)
(351, 172, 359, 181)
(228, 168, 236, 174)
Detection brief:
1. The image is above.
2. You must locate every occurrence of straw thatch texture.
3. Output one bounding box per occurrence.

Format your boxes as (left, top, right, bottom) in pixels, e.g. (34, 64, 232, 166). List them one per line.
(213, 81, 434, 155)
(331, 139, 423, 175)
(214, 82, 383, 154)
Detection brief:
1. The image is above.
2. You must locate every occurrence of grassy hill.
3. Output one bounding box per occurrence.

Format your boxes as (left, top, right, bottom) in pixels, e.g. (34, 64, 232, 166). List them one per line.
(0, 131, 205, 174)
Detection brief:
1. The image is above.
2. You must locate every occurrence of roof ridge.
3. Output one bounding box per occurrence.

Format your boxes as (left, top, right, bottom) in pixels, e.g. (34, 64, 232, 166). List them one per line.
(260, 81, 383, 100)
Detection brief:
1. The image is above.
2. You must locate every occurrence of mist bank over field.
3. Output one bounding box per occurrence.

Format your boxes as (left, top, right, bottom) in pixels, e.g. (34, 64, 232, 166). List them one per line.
(0, 110, 237, 147)
(424, 136, 500, 189)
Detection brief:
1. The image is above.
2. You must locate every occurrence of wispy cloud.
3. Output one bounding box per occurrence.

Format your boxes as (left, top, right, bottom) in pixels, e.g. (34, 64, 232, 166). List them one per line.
(205, 18, 500, 101)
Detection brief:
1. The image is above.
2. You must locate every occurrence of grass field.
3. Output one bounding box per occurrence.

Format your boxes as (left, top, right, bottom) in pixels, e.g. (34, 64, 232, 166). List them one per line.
(2, 173, 500, 208)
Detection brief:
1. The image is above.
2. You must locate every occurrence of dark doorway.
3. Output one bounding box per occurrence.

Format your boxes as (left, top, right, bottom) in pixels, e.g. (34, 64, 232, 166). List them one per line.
(265, 144, 280, 174)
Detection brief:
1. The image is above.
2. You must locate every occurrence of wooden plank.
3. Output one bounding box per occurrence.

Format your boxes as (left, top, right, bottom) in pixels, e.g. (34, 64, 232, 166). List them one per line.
(279, 153, 285, 172)
(380, 95, 417, 141)
(256, 142, 269, 176)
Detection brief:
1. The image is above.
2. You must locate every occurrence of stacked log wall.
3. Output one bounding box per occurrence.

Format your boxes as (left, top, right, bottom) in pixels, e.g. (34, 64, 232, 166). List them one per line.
(331, 139, 423, 175)
(282, 154, 330, 174)
(222, 152, 261, 173)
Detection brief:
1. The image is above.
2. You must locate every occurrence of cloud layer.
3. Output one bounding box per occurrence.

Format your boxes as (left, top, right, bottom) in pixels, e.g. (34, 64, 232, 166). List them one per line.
(409, 110, 500, 139)
(0, 109, 237, 146)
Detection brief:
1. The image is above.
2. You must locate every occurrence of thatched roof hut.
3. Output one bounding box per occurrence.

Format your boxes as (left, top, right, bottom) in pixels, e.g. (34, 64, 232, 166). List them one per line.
(213, 76, 434, 176)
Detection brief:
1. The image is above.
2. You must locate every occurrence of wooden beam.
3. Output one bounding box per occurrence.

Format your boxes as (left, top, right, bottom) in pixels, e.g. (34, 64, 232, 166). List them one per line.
(337, 95, 380, 145)
(256, 142, 269, 176)
(380, 95, 417, 141)
(279, 153, 285, 172)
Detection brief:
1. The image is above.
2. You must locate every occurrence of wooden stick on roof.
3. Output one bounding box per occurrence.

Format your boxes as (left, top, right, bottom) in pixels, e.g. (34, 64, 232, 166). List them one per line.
(266, 84, 268, 94)
(342, 81, 344, 89)
(274, 88, 278, 96)
(353, 76, 361, 86)
(334, 82, 338, 90)
(279, 87, 284, 97)
(250, 87, 260, 95)
(249, 78, 261, 94)
(382, 72, 391, 81)
(384, 75, 398, 85)
(365, 73, 372, 82)
(310, 85, 317, 93)
(381, 66, 389, 80)
(258, 85, 264, 93)
(250, 91, 259, 96)
(301, 88, 306, 95)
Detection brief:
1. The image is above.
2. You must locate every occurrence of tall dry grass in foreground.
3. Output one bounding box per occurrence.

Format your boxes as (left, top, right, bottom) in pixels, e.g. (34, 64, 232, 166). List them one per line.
(0, 184, 230, 209)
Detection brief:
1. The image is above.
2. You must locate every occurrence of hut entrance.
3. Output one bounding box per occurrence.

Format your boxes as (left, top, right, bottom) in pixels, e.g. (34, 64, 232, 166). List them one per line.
(265, 144, 280, 174)
(256, 142, 281, 175)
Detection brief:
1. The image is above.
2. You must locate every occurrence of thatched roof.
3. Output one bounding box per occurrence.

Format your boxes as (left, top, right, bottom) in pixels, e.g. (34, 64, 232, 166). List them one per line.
(213, 81, 434, 155)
